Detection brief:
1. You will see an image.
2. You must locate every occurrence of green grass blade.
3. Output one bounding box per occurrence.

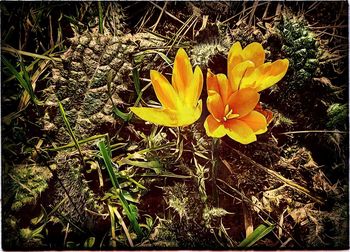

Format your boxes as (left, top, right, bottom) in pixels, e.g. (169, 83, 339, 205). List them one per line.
(238, 223, 274, 248)
(46, 134, 107, 151)
(132, 66, 141, 95)
(98, 1, 104, 34)
(98, 141, 143, 238)
(134, 49, 172, 67)
(58, 101, 84, 163)
(1, 46, 61, 61)
(113, 107, 131, 122)
(98, 141, 119, 188)
(1, 55, 38, 104)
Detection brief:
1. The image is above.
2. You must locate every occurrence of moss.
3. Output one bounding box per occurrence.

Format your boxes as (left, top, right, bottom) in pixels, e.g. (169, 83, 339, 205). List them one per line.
(327, 103, 348, 129)
(10, 165, 52, 211)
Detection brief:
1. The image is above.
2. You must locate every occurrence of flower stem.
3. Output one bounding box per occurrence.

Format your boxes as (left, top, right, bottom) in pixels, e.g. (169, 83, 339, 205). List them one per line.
(211, 137, 219, 206)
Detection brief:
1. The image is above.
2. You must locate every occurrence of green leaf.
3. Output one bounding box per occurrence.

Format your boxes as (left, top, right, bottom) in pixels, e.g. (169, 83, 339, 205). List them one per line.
(132, 66, 141, 95)
(97, 1, 104, 34)
(113, 107, 132, 122)
(1, 55, 38, 104)
(84, 237, 95, 248)
(238, 223, 274, 248)
(58, 101, 83, 162)
(98, 141, 143, 238)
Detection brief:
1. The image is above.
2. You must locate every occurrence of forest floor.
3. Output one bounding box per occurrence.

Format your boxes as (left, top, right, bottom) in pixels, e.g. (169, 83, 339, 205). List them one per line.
(1, 1, 349, 250)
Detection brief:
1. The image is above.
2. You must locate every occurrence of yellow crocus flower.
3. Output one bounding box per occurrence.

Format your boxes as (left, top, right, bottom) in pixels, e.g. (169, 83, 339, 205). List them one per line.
(227, 42, 289, 92)
(130, 48, 203, 127)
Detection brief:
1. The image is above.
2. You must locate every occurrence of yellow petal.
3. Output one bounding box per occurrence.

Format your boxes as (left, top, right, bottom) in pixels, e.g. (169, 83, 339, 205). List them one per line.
(242, 42, 265, 67)
(150, 70, 179, 110)
(207, 69, 220, 93)
(255, 59, 289, 92)
(216, 73, 232, 104)
(185, 66, 203, 107)
(228, 42, 243, 71)
(207, 91, 224, 121)
(239, 62, 271, 90)
(224, 119, 256, 144)
(227, 88, 259, 117)
(172, 48, 194, 101)
(239, 111, 267, 134)
(204, 114, 227, 138)
(130, 107, 180, 127)
(180, 99, 203, 126)
(228, 60, 255, 92)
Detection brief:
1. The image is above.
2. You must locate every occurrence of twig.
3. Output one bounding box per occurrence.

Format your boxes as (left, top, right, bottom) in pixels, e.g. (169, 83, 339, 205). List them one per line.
(222, 2, 268, 24)
(151, 2, 167, 32)
(149, 1, 185, 25)
(113, 207, 134, 247)
(217, 180, 302, 247)
(221, 141, 324, 204)
(279, 130, 347, 135)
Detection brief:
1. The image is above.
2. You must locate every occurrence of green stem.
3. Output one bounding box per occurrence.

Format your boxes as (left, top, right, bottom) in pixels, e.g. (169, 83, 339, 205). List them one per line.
(211, 137, 219, 206)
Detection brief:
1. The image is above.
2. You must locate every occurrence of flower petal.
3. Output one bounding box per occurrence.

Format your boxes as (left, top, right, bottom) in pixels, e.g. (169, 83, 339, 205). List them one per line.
(178, 99, 203, 126)
(227, 88, 260, 117)
(228, 60, 255, 92)
(185, 66, 203, 107)
(204, 114, 227, 138)
(239, 111, 267, 134)
(172, 48, 194, 101)
(207, 91, 225, 121)
(130, 107, 180, 127)
(241, 42, 265, 67)
(207, 69, 220, 93)
(255, 59, 289, 92)
(224, 119, 256, 144)
(228, 42, 243, 71)
(255, 103, 274, 125)
(217, 73, 232, 104)
(150, 70, 179, 110)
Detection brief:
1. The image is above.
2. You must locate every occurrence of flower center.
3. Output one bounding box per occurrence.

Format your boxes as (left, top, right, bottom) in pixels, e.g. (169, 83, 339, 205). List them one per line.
(223, 104, 239, 122)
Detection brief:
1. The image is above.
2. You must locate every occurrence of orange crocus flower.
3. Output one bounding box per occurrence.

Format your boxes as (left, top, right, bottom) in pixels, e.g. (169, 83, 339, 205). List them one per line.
(130, 48, 203, 127)
(204, 71, 267, 144)
(204, 42, 289, 144)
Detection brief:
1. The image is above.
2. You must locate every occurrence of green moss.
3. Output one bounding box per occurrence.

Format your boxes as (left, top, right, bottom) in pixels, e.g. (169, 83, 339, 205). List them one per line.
(327, 103, 348, 129)
(10, 165, 52, 211)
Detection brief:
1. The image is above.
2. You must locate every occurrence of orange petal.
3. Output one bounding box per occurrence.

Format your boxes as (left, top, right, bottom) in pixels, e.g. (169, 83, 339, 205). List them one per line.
(242, 42, 265, 67)
(217, 73, 232, 104)
(228, 60, 255, 92)
(185, 66, 203, 107)
(172, 48, 194, 100)
(224, 119, 256, 144)
(228, 42, 243, 71)
(204, 114, 227, 138)
(207, 91, 224, 121)
(130, 107, 179, 127)
(255, 59, 289, 91)
(239, 111, 267, 134)
(227, 88, 260, 117)
(150, 70, 179, 110)
(207, 69, 220, 94)
(254, 103, 274, 125)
